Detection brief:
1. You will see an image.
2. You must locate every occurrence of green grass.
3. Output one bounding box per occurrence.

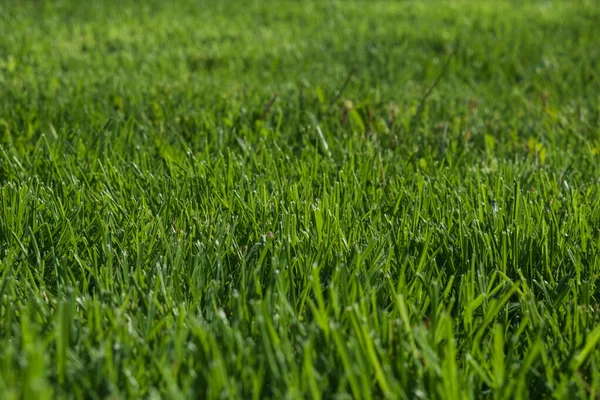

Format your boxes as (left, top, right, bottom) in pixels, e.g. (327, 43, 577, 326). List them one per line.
(1, 0, 600, 398)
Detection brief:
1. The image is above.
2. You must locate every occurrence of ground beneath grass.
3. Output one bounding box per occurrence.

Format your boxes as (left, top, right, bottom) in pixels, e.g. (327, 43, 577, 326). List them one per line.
(1, 0, 600, 398)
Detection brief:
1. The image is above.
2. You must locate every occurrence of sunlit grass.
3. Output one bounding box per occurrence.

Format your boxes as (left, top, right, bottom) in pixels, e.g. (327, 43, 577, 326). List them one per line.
(1, 0, 600, 398)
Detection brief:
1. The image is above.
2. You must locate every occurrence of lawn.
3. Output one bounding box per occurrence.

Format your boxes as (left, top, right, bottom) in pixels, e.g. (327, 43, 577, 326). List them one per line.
(1, 0, 600, 398)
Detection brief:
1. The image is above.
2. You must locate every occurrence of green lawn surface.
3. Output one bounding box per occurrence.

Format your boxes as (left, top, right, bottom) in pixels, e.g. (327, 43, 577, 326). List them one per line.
(1, 0, 600, 398)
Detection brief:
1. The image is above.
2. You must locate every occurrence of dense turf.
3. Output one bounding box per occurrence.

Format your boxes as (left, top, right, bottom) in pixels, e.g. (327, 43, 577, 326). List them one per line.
(1, 0, 600, 398)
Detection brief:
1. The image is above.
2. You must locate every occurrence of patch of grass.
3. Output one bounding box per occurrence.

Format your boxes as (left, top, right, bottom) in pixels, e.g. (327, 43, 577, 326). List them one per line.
(1, 0, 600, 398)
